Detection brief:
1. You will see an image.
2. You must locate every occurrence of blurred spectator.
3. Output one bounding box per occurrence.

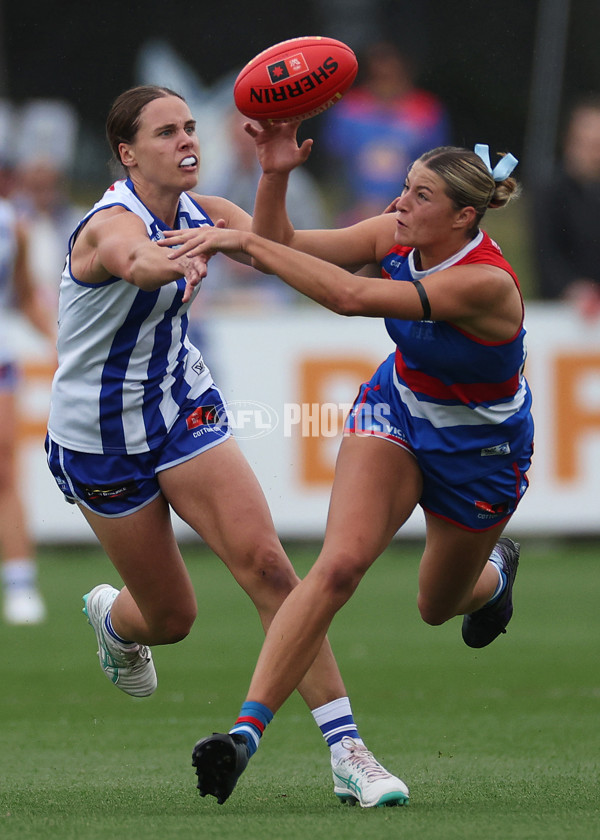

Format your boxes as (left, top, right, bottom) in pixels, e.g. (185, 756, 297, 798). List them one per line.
(0, 101, 18, 200)
(195, 107, 328, 313)
(531, 95, 600, 318)
(12, 159, 84, 311)
(15, 99, 79, 173)
(0, 98, 74, 623)
(319, 40, 451, 224)
(0, 159, 16, 203)
(8, 99, 83, 311)
(0, 198, 55, 624)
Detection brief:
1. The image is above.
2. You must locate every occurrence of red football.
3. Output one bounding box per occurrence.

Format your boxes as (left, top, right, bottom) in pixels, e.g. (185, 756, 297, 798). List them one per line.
(233, 36, 358, 122)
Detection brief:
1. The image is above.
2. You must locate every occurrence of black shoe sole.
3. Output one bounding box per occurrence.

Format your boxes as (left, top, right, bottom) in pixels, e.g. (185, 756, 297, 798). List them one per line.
(192, 733, 249, 805)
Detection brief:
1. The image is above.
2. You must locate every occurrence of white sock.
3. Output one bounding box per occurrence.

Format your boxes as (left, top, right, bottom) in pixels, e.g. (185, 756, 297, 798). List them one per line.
(488, 549, 506, 604)
(312, 697, 364, 762)
(2, 558, 37, 591)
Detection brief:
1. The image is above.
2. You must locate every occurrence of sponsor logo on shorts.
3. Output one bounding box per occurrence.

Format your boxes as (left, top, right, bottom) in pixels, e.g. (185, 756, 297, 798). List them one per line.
(481, 442, 511, 457)
(474, 499, 509, 516)
(82, 482, 138, 502)
(186, 404, 222, 430)
(193, 426, 219, 438)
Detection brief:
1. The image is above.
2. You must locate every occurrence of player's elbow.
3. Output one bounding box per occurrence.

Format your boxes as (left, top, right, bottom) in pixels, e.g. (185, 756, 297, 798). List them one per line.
(122, 259, 151, 291)
(123, 245, 170, 291)
(329, 284, 369, 317)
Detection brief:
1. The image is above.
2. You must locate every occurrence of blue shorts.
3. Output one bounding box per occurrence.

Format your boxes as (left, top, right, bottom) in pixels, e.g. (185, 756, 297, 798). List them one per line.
(345, 365, 532, 533)
(46, 385, 230, 518)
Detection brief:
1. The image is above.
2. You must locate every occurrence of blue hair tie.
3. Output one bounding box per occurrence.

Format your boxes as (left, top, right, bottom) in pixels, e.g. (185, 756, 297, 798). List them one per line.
(474, 143, 518, 181)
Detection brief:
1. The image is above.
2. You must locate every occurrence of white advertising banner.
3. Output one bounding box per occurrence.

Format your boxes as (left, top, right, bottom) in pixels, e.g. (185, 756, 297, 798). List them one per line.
(13, 302, 600, 542)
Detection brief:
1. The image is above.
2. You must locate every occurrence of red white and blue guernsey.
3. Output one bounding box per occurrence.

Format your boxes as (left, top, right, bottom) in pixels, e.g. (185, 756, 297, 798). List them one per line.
(47, 178, 215, 455)
(345, 230, 534, 530)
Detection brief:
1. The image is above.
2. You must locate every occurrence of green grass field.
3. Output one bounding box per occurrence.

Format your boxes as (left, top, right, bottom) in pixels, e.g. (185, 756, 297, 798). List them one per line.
(0, 539, 598, 840)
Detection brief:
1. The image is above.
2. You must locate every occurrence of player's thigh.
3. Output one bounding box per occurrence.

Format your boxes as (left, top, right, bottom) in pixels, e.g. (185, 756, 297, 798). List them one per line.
(418, 513, 505, 621)
(320, 433, 423, 573)
(159, 437, 292, 578)
(79, 494, 196, 619)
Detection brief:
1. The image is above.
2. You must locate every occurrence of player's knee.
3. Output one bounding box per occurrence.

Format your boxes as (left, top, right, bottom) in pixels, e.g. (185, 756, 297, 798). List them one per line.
(243, 542, 299, 598)
(313, 554, 365, 608)
(417, 593, 452, 626)
(153, 602, 197, 643)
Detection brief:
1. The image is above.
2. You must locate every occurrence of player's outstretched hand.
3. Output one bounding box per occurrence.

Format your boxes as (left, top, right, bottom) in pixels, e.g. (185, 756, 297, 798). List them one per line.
(171, 252, 209, 303)
(160, 221, 245, 264)
(244, 119, 313, 175)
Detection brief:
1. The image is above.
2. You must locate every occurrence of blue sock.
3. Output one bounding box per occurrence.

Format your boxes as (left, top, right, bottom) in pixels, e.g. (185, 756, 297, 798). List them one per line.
(104, 611, 134, 645)
(229, 701, 273, 757)
(312, 697, 363, 760)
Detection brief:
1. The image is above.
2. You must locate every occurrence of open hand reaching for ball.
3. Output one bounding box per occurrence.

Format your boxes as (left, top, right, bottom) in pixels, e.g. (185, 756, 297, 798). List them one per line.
(244, 119, 313, 175)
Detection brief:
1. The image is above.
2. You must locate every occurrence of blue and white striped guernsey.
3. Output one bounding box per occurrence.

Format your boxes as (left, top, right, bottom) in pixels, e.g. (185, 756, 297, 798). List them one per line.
(47, 179, 214, 454)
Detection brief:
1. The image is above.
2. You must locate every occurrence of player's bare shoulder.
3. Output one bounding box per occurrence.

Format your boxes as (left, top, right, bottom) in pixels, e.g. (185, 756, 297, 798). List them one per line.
(79, 205, 138, 245)
(189, 193, 252, 231)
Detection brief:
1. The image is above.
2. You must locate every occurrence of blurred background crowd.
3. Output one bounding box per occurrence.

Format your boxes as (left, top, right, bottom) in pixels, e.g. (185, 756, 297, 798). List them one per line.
(1, 0, 599, 313)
